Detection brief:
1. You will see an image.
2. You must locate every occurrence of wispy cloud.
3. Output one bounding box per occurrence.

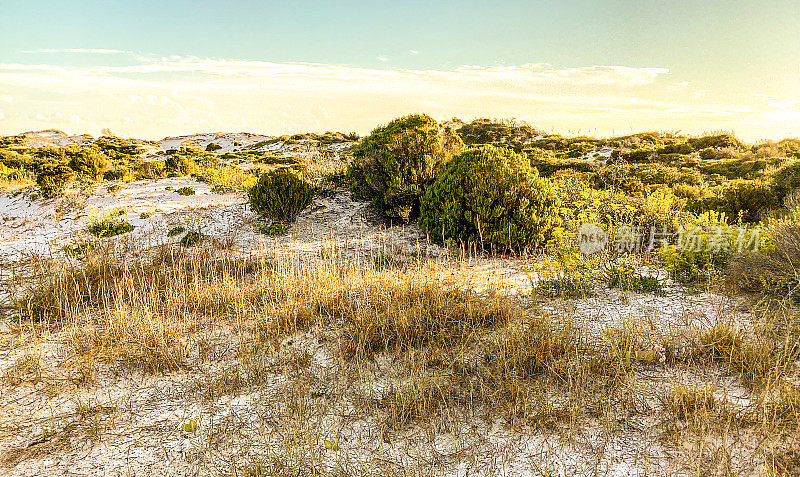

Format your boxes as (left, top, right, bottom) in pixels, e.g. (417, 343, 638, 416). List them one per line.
(0, 54, 795, 140)
(20, 48, 133, 55)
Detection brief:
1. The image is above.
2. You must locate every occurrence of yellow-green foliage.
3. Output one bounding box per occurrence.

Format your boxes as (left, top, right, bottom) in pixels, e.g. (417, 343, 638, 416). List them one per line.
(248, 169, 314, 223)
(348, 114, 463, 221)
(420, 146, 560, 251)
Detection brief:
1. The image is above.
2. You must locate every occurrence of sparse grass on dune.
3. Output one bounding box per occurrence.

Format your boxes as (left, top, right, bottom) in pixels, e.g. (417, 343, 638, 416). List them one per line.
(5, 236, 800, 473)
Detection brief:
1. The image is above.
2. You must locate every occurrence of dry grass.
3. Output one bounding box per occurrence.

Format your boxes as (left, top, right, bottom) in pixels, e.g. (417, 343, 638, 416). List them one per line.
(4, 237, 800, 474)
(2, 352, 42, 385)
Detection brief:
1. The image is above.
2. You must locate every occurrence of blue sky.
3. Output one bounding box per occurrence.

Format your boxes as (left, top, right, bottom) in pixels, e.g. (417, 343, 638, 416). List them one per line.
(1, 0, 798, 139)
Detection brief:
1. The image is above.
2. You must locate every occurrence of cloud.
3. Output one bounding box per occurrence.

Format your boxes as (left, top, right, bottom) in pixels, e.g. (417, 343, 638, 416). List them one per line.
(20, 48, 133, 55)
(377, 56, 389, 62)
(0, 54, 795, 141)
(408, 50, 419, 56)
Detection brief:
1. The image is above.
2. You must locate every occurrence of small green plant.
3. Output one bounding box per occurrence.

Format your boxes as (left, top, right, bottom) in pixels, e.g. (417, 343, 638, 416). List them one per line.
(373, 252, 406, 270)
(605, 261, 664, 295)
(139, 211, 152, 219)
(106, 184, 123, 194)
(258, 222, 286, 236)
(323, 437, 340, 451)
(180, 230, 203, 247)
(88, 216, 134, 238)
(534, 276, 594, 298)
(175, 186, 195, 196)
(167, 226, 186, 237)
(181, 419, 199, 433)
(248, 169, 314, 223)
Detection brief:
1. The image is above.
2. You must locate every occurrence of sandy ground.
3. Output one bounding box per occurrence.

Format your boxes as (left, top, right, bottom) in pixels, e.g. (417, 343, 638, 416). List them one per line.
(0, 164, 764, 475)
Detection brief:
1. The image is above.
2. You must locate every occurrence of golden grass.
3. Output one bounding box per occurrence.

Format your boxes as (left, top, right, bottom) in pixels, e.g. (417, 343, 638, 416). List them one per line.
(2, 352, 41, 386)
(5, 239, 800, 473)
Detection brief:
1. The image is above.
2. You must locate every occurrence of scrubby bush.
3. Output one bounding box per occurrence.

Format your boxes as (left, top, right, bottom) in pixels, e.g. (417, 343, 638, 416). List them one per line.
(659, 216, 735, 285)
(68, 149, 111, 178)
(135, 160, 167, 180)
(205, 142, 222, 152)
(167, 226, 186, 237)
(726, 223, 799, 299)
(347, 114, 463, 221)
(773, 161, 800, 203)
(165, 155, 198, 176)
(175, 186, 195, 196)
(35, 162, 75, 198)
(419, 146, 560, 251)
(455, 118, 541, 146)
(688, 133, 744, 151)
(714, 179, 774, 223)
(180, 230, 203, 247)
(87, 216, 134, 238)
(248, 168, 314, 223)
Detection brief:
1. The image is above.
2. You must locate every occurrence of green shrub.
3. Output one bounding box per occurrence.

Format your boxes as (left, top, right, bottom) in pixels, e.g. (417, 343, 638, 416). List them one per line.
(87, 216, 134, 238)
(107, 184, 123, 194)
(420, 146, 560, 251)
(205, 142, 222, 152)
(135, 160, 167, 180)
(167, 226, 186, 237)
(180, 230, 203, 247)
(35, 162, 75, 198)
(175, 186, 195, 196)
(773, 161, 800, 203)
(455, 118, 541, 146)
(659, 226, 732, 285)
(605, 261, 664, 295)
(258, 222, 286, 236)
(715, 179, 774, 222)
(165, 155, 198, 176)
(347, 114, 463, 221)
(688, 133, 744, 151)
(68, 149, 111, 178)
(534, 276, 594, 298)
(248, 169, 314, 223)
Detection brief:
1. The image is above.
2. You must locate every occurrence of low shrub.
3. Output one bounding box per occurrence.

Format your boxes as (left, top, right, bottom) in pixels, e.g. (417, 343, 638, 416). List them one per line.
(180, 230, 203, 247)
(420, 146, 560, 251)
(773, 161, 800, 203)
(68, 149, 111, 178)
(605, 261, 664, 295)
(248, 169, 314, 223)
(725, 223, 800, 299)
(258, 223, 286, 236)
(165, 155, 198, 176)
(714, 179, 774, 222)
(36, 162, 75, 198)
(135, 160, 167, 180)
(347, 114, 463, 221)
(175, 186, 195, 196)
(167, 226, 186, 237)
(88, 216, 134, 238)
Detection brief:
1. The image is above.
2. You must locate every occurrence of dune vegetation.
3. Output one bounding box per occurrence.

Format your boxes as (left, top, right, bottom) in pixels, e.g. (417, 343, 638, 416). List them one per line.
(1, 118, 799, 475)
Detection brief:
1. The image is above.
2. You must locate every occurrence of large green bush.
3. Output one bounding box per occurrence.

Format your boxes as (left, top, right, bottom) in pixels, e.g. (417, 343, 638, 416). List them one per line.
(347, 114, 463, 221)
(68, 149, 111, 178)
(248, 168, 314, 223)
(35, 162, 75, 198)
(773, 161, 800, 203)
(419, 146, 560, 251)
(715, 179, 774, 223)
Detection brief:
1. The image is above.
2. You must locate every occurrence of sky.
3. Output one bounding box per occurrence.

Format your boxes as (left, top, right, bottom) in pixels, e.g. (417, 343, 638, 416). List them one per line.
(0, 0, 798, 141)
